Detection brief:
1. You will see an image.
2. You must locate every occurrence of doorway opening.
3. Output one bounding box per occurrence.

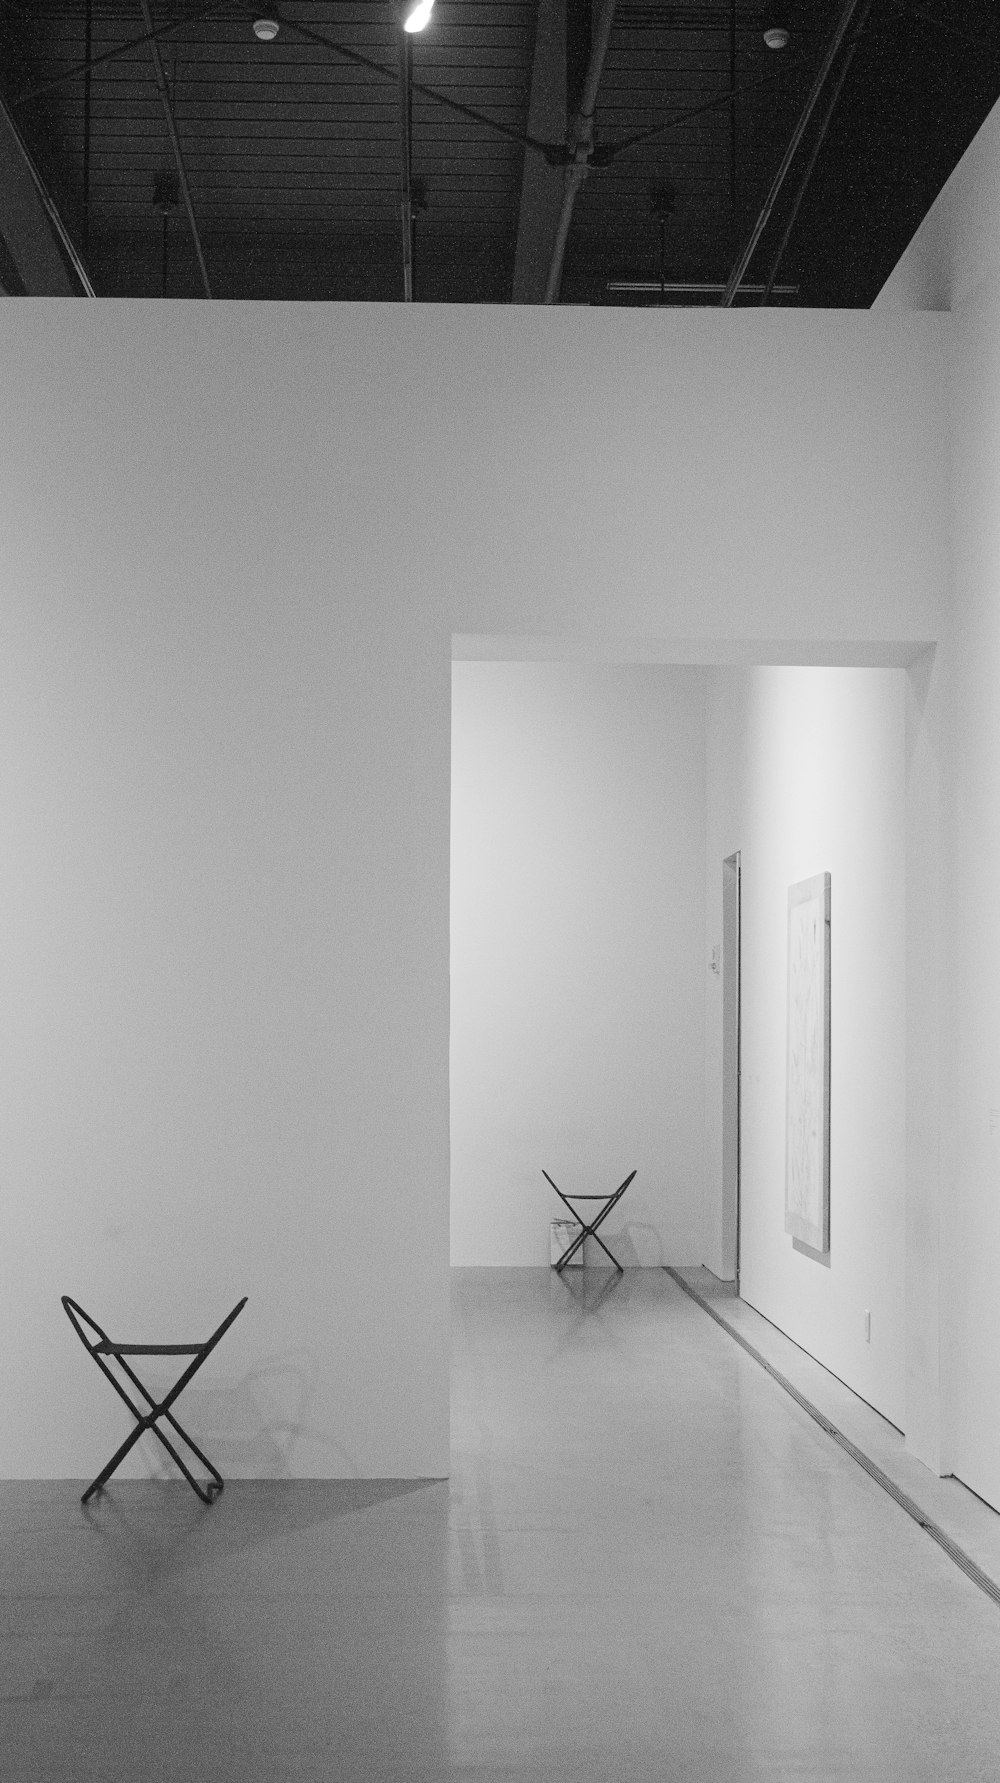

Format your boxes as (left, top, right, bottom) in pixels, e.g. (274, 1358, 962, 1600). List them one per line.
(722, 852, 741, 1292)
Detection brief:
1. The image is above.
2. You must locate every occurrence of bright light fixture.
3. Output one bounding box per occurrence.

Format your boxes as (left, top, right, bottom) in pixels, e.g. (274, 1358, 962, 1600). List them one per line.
(763, 24, 789, 48)
(253, 18, 279, 40)
(403, 0, 434, 32)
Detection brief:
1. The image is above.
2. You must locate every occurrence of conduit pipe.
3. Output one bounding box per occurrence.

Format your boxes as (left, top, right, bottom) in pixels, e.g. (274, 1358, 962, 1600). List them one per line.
(543, 0, 618, 305)
(720, 0, 864, 306)
(758, 0, 874, 303)
(138, 0, 212, 298)
(398, 32, 414, 300)
(0, 95, 95, 293)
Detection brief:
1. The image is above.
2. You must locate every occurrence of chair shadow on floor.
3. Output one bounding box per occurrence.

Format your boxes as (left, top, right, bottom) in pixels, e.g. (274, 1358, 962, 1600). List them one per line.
(125, 1347, 362, 1485)
(76, 1345, 443, 1573)
(606, 1222, 666, 1267)
(80, 1474, 446, 1582)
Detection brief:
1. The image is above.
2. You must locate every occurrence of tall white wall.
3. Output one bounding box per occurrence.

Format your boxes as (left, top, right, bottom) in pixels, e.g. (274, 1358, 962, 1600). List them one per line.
(0, 300, 948, 1477)
(705, 668, 907, 1428)
(876, 93, 1000, 1507)
(944, 277, 1000, 1504)
(0, 305, 452, 1479)
(451, 662, 706, 1266)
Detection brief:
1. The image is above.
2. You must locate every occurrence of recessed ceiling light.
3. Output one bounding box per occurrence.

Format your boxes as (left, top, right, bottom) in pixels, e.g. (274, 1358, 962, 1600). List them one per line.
(253, 18, 279, 41)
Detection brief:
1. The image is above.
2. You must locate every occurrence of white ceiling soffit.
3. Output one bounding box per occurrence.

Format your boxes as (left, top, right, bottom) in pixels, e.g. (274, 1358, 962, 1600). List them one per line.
(451, 635, 936, 667)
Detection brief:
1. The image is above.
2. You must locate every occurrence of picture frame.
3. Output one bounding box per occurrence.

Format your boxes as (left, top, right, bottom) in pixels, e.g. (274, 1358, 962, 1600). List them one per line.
(785, 872, 831, 1252)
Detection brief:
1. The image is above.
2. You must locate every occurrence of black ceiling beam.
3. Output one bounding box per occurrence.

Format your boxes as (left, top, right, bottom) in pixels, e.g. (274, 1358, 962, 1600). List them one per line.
(566, 0, 592, 116)
(511, 0, 567, 300)
(544, 0, 618, 302)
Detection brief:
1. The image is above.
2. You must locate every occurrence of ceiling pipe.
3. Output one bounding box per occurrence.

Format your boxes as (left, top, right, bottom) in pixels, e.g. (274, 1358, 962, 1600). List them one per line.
(82, 0, 92, 260)
(0, 95, 95, 293)
(138, 0, 212, 297)
(728, 0, 738, 212)
(759, 0, 875, 303)
(543, 0, 618, 305)
(720, 0, 865, 306)
(398, 30, 414, 300)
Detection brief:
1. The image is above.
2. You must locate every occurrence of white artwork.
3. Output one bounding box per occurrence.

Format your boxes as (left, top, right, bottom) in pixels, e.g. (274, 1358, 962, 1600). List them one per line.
(785, 873, 831, 1252)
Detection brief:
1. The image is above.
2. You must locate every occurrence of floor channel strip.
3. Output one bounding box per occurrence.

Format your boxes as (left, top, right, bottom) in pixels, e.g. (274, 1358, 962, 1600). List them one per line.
(665, 1266, 1000, 1612)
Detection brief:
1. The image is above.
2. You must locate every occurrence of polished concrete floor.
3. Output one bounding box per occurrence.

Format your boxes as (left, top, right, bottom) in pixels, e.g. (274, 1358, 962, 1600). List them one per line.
(5, 1268, 1000, 1781)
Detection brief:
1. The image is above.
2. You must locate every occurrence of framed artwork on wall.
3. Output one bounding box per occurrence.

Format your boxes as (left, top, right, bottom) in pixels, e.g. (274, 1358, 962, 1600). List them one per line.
(785, 872, 831, 1252)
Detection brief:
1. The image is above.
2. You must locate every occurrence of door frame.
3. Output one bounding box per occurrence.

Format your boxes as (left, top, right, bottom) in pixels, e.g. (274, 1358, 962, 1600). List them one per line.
(722, 852, 742, 1292)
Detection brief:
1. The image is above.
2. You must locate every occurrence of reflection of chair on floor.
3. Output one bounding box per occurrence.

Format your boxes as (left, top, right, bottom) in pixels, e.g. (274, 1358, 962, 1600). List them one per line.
(61, 1294, 248, 1506)
(543, 1169, 637, 1272)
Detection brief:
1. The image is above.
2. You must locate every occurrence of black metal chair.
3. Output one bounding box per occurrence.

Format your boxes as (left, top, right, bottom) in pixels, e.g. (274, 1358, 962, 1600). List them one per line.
(544, 1168, 637, 1272)
(61, 1294, 248, 1506)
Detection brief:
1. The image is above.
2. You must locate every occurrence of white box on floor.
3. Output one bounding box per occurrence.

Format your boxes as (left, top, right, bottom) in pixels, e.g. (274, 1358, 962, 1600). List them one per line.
(551, 1218, 584, 1266)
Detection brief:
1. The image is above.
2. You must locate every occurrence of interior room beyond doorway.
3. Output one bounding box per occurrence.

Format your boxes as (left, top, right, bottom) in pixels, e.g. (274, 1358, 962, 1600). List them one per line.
(451, 656, 908, 1441)
(450, 661, 707, 1271)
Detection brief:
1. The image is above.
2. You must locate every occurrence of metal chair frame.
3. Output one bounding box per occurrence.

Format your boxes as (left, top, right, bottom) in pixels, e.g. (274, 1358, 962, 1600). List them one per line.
(543, 1168, 637, 1272)
(61, 1294, 248, 1506)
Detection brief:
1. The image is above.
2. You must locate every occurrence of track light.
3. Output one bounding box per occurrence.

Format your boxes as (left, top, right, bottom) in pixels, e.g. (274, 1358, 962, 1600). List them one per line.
(403, 0, 434, 32)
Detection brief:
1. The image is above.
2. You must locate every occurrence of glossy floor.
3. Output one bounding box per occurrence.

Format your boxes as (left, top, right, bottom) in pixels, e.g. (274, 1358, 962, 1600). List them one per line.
(4, 1267, 1000, 1782)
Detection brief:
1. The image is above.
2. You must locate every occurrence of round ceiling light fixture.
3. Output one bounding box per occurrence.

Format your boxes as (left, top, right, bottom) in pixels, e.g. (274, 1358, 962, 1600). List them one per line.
(253, 17, 279, 40)
(403, 0, 435, 31)
(763, 23, 789, 49)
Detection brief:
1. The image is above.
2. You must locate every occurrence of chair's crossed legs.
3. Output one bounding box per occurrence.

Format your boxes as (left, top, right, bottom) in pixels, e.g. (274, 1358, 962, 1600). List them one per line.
(543, 1169, 637, 1272)
(61, 1295, 248, 1506)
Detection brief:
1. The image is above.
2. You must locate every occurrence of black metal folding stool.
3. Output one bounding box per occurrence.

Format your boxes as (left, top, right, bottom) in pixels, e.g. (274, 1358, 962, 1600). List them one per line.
(61, 1294, 248, 1506)
(543, 1168, 637, 1272)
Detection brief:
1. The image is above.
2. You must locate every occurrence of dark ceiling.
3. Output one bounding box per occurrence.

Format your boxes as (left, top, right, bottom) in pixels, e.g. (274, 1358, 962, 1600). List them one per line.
(1, 0, 999, 304)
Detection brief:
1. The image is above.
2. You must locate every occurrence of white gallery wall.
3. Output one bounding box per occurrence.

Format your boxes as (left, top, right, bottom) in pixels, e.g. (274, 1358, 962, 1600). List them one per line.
(0, 305, 453, 1479)
(879, 95, 1000, 1509)
(945, 266, 1000, 1509)
(0, 299, 949, 1478)
(704, 668, 907, 1429)
(451, 662, 706, 1266)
